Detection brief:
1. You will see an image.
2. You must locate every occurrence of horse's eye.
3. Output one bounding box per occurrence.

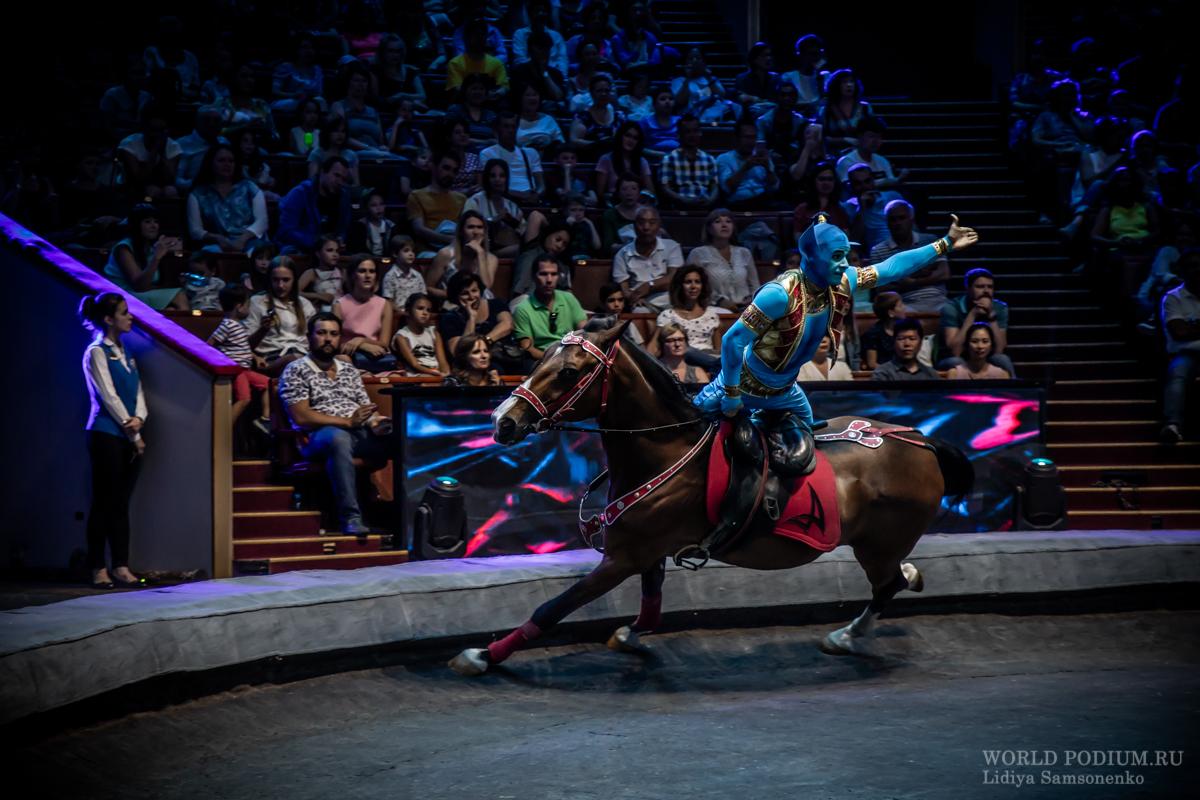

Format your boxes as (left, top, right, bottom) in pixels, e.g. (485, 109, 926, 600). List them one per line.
(558, 366, 580, 383)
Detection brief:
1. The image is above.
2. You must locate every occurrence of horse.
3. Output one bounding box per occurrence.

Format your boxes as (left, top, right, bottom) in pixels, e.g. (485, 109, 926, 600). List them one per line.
(449, 324, 973, 675)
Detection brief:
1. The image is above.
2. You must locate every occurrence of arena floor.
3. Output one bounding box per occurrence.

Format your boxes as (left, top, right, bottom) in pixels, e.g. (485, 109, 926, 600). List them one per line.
(10, 609, 1198, 799)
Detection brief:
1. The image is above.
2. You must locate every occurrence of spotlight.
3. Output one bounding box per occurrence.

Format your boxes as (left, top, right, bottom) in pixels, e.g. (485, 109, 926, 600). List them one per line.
(410, 476, 468, 560)
(1014, 457, 1066, 530)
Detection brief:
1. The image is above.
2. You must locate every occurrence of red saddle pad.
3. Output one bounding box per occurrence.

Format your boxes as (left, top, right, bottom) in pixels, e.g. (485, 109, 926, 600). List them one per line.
(705, 421, 841, 552)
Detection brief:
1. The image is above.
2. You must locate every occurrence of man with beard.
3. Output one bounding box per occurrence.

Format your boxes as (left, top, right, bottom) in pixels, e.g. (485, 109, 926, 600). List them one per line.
(278, 314, 391, 535)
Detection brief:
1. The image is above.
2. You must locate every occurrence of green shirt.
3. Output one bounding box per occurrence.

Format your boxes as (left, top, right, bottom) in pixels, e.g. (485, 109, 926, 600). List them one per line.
(513, 290, 587, 351)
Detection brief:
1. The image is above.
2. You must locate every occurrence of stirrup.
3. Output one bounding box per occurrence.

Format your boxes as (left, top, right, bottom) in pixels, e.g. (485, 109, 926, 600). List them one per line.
(672, 544, 710, 571)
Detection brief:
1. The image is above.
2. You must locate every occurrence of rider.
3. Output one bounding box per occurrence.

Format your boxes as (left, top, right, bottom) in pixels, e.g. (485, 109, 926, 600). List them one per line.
(694, 214, 978, 472)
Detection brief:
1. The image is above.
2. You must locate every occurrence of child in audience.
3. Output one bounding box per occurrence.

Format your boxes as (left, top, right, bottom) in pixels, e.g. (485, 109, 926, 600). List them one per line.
(208, 284, 272, 435)
(381, 235, 425, 316)
(393, 293, 450, 377)
(182, 250, 225, 311)
(552, 144, 597, 205)
(563, 193, 601, 257)
(242, 241, 276, 293)
(288, 98, 322, 157)
(235, 127, 278, 201)
(298, 235, 342, 311)
(347, 190, 396, 257)
(618, 73, 654, 121)
(387, 98, 429, 156)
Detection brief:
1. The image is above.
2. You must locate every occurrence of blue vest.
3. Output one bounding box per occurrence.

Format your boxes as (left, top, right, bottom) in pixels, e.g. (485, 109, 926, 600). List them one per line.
(90, 342, 141, 438)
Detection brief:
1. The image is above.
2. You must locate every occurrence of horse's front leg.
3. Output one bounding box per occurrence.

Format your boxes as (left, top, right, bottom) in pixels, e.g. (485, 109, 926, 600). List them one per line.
(450, 556, 638, 676)
(608, 558, 666, 653)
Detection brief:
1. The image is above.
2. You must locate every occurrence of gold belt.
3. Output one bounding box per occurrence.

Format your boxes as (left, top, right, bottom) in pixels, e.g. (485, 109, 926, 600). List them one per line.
(738, 366, 793, 397)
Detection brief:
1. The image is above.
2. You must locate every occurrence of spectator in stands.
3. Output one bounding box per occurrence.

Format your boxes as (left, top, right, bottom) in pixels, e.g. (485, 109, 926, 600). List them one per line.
(583, 282, 646, 346)
(381, 235, 425, 315)
(513, 256, 587, 361)
(640, 84, 680, 157)
(756, 82, 806, 162)
(650, 266, 722, 370)
(1137, 223, 1197, 324)
(1128, 129, 1175, 205)
(445, 75, 500, 147)
(1057, 115, 1128, 240)
(387, 99, 430, 157)
(199, 39, 235, 105)
(513, 0, 569, 77)
(373, 34, 426, 111)
(658, 323, 710, 384)
(215, 65, 277, 142)
(101, 56, 153, 142)
(861, 291, 907, 370)
(946, 323, 1011, 380)
(451, 1, 508, 65)
(510, 32, 567, 108)
(279, 313, 392, 535)
(104, 202, 188, 310)
(843, 163, 906, 251)
(271, 34, 325, 114)
(439, 272, 518, 367)
(687, 208, 759, 311)
(514, 220, 573, 297)
(79, 292, 148, 590)
(246, 256, 316, 374)
(334, 255, 396, 372)
(307, 114, 362, 185)
(617, 72, 654, 122)
(447, 19, 509, 96)
(613, 205, 683, 311)
(566, 41, 609, 111)
(1091, 166, 1161, 298)
(672, 48, 738, 123)
(871, 199, 949, 313)
(797, 335, 853, 381)
(611, 1, 667, 72)
(450, 335, 502, 386)
(278, 156, 353, 254)
(595, 120, 654, 199)
(331, 62, 395, 159)
(480, 112, 545, 203)
(347, 191, 396, 258)
(836, 116, 906, 188)
(602, 173, 643, 254)
(793, 160, 851, 235)
(819, 69, 873, 151)
(548, 143, 597, 206)
(871, 318, 940, 380)
(780, 34, 826, 115)
(428, 210, 500, 300)
(660, 114, 719, 209)
(717, 120, 781, 209)
(393, 294, 450, 377)
(562, 193, 602, 256)
(570, 74, 625, 159)
(181, 251, 224, 311)
(736, 42, 781, 117)
(299, 235, 344, 311)
(465, 159, 527, 258)
(175, 105, 226, 192)
(117, 105, 180, 201)
(516, 84, 566, 152)
(207, 284, 272, 436)
(234, 128, 278, 201)
(1154, 70, 1198, 167)
(1161, 250, 1200, 443)
(407, 151, 468, 254)
(143, 16, 201, 101)
(939, 267, 1014, 377)
(566, 4, 617, 66)
(243, 241, 276, 294)
(1032, 79, 1090, 218)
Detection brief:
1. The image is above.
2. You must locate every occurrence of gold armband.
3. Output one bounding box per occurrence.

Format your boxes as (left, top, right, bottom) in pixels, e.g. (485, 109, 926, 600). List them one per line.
(932, 236, 952, 257)
(724, 384, 742, 397)
(739, 303, 772, 335)
(855, 266, 879, 290)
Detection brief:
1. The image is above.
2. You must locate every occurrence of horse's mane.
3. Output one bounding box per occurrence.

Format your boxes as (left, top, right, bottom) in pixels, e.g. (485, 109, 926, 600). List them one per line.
(621, 339, 704, 422)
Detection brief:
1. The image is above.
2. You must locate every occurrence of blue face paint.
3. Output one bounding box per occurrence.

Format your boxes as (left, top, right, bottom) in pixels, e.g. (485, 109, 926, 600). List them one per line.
(797, 222, 856, 287)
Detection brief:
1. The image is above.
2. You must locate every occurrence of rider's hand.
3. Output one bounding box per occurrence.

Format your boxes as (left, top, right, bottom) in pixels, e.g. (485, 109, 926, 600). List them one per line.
(947, 214, 979, 251)
(719, 394, 743, 417)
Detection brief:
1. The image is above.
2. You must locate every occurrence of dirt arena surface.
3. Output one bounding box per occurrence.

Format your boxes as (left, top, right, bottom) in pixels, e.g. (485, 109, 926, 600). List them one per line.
(9, 610, 1198, 799)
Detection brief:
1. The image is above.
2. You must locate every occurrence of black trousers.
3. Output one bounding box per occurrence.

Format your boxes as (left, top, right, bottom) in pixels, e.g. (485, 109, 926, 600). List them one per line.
(86, 431, 142, 570)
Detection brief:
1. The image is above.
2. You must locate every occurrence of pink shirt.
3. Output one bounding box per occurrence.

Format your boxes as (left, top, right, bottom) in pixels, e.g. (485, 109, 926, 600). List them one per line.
(336, 294, 387, 341)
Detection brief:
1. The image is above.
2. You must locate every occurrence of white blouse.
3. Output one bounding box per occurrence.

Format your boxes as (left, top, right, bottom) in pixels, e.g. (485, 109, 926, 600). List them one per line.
(656, 306, 721, 353)
(686, 245, 760, 309)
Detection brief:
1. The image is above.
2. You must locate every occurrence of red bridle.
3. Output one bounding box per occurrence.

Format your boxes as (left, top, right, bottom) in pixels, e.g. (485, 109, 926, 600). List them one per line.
(511, 331, 621, 428)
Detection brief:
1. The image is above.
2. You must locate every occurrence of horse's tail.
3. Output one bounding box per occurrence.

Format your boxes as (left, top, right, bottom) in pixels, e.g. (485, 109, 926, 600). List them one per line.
(924, 436, 974, 505)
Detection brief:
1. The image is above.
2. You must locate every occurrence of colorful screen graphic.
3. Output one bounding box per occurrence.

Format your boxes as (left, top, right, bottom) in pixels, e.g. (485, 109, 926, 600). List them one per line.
(395, 383, 1044, 557)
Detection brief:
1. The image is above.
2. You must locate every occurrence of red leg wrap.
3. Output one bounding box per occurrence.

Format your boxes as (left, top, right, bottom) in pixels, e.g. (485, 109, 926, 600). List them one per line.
(487, 620, 542, 664)
(632, 594, 662, 633)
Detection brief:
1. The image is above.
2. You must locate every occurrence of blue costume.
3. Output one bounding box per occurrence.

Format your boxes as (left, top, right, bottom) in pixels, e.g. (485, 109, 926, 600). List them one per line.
(695, 220, 954, 427)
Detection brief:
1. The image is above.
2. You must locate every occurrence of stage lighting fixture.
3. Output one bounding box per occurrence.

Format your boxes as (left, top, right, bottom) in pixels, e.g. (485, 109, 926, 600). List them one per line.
(411, 476, 468, 560)
(1013, 457, 1066, 530)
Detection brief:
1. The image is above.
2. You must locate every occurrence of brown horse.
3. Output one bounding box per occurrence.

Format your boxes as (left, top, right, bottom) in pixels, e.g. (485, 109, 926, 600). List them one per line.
(450, 325, 973, 675)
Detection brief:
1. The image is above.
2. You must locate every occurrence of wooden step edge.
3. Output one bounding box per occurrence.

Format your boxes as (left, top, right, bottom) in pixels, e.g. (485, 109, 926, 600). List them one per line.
(1066, 486, 1200, 493)
(233, 459, 272, 466)
(233, 510, 322, 519)
(237, 550, 410, 564)
(1046, 420, 1157, 427)
(1052, 378, 1153, 384)
(1059, 464, 1200, 471)
(1010, 324, 1122, 331)
(1068, 509, 1200, 516)
(233, 485, 294, 493)
(1022, 360, 1140, 366)
(235, 534, 386, 544)
(1047, 399, 1155, 404)
(1049, 442, 1200, 449)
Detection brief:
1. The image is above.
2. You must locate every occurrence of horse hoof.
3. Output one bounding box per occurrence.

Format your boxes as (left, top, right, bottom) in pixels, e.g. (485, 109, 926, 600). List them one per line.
(449, 648, 489, 676)
(819, 627, 875, 658)
(607, 625, 644, 653)
(901, 562, 924, 593)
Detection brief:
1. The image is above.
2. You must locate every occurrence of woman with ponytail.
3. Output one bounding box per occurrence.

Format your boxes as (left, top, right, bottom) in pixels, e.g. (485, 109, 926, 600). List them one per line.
(79, 292, 148, 589)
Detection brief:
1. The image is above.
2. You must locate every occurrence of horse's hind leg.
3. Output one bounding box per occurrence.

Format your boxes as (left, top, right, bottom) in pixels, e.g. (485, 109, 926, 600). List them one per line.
(450, 556, 637, 676)
(608, 558, 666, 653)
(820, 538, 924, 657)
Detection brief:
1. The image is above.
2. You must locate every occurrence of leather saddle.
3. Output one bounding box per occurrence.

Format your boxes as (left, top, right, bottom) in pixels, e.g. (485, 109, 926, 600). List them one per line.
(676, 413, 822, 567)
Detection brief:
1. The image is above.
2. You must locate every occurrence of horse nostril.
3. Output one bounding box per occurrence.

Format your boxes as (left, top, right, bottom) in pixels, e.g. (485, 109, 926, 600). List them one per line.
(496, 417, 516, 440)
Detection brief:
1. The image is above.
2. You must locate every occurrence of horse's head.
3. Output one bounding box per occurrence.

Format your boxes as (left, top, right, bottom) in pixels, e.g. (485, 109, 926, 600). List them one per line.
(492, 323, 626, 445)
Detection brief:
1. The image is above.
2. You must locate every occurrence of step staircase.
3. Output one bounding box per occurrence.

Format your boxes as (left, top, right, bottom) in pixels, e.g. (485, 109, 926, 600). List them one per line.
(876, 98, 1197, 530)
(230, 459, 409, 575)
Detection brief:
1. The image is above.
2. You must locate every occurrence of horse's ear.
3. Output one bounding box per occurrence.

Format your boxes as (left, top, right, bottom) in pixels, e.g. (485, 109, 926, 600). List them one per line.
(596, 318, 629, 348)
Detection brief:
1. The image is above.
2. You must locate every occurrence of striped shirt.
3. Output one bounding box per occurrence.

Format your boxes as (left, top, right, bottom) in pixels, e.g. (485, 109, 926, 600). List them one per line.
(209, 317, 255, 367)
(660, 147, 718, 203)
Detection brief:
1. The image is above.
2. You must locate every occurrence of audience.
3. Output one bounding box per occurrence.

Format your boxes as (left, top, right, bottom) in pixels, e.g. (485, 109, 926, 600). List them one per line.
(117, 105, 181, 201)
(464, 159, 528, 258)
(569, 74, 625, 159)
(651, 265, 723, 372)
(717, 120, 780, 209)
(479, 112, 545, 203)
(939, 268, 1015, 377)
(445, 75, 500, 146)
(595, 120, 653, 199)
(584, 282, 645, 346)
(871, 319, 940, 380)
(946, 323, 1011, 380)
(438, 272, 519, 371)
(175, 106, 226, 192)
(186, 145, 269, 253)
(307, 114, 362, 185)
(660, 114, 719, 209)
(333, 255, 396, 372)
(101, 56, 153, 142)
(687, 208, 759, 311)
(1160, 250, 1200, 443)
(277, 156, 353, 253)
(346, 191, 395, 258)
(246, 256, 317, 375)
(819, 69, 874, 150)
(672, 48, 738, 123)
(381, 235, 425, 314)
(207, 284, 272, 436)
(601, 173, 644, 254)
(639, 84, 681, 156)
(513, 0, 569, 77)
(871, 199, 949, 313)
(793, 160, 851, 234)
(736, 42, 781, 116)
(843, 163, 906, 251)
(393, 293, 451, 377)
(373, 34, 426, 110)
(861, 291, 907, 370)
(450, 334, 503, 386)
(215, 64, 277, 143)
(447, 19, 509, 96)
(516, 84, 566, 151)
(658, 323, 710, 384)
(427, 210, 500, 301)
(780, 34, 827, 115)
(104, 202, 188, 310)
(797, 335, 853, 381)
(271, 34, 326, 114)
(181, 251, 224, 311)
(613, 205, 683, 311)
(279, 313, 392, 535)
(514, 220, 574, 297)
(510, 33, 567, 108)
(835, 116, 906, 188)
(406, 151, 468, 254)
(330, 62, 394, 160)
(513, 256, 587, 360)
(299, 235, 343, 311)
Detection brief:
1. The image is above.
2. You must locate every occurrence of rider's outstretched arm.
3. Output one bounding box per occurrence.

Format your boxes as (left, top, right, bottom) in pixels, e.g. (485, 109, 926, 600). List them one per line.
(871, 235, 953, 286)
(720, 282, 790, 387)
